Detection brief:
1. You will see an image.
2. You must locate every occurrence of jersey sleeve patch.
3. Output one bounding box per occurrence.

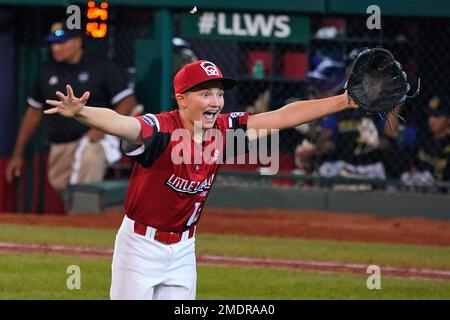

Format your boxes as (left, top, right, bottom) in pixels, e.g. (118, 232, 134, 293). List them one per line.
(138, 113, 160, 139)
(222, 112, 251, 159)
(122, 113, 170, 168)
(228, 112, 250, 129)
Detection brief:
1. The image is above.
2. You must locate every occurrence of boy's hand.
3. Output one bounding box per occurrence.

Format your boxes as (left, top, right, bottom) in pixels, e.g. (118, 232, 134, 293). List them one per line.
(345, 91, 359, 109)
(45, 84, 90, 118)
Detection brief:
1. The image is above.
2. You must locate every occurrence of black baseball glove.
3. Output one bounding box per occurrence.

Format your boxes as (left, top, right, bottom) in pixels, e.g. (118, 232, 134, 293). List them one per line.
(346, 47, 420, 116)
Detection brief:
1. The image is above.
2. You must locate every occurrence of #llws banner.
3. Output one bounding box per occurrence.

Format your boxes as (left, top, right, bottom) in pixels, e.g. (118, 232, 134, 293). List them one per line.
(180, 12, 310, 43)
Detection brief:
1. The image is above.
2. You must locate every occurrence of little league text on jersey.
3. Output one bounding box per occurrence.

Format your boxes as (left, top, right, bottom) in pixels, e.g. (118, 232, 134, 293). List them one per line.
(166, 173, 215, 194)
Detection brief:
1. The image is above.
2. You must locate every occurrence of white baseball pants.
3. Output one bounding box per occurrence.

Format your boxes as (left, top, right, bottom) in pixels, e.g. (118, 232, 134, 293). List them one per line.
(110, 215, 197, 300)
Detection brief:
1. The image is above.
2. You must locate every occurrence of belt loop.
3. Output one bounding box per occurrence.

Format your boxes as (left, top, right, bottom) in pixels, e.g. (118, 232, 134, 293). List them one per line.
(181, 229, 189, 241)
(148, 226, 156, 239)
(188, 225, 196, 238)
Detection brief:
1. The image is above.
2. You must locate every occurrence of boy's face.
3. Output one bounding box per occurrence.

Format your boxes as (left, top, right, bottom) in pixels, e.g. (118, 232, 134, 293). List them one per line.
(176, 81, 225, 129)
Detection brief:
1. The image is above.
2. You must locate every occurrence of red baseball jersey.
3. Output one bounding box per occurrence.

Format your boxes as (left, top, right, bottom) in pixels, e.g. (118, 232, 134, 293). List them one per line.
(122, 110, 250, 232)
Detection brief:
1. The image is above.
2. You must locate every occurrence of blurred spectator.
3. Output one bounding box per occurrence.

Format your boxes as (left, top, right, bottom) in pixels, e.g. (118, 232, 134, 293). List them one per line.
(401, 95, 450, 187)
(378, 105, 418, 179)
(173, 37, 198, 75)
(170, 37, 198, 110)
(6, 22, 138, 192)
(317, 110, 386, 181)
(294, 50, 388, 182)
(245, 90, 270, 115)
(293, 56, 347, 174)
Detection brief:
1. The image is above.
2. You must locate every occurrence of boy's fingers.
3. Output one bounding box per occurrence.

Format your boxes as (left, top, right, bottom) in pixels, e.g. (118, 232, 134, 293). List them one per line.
(56, 91, 66, 101)
(66, 84, 74, 98)
(80, 91, 90, 104)
(44, 107, 60, 114)
(45, 99, 61, 107)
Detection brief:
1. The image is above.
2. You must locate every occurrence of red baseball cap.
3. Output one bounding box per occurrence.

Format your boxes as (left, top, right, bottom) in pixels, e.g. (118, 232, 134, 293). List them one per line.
(173, 60, 237, 94)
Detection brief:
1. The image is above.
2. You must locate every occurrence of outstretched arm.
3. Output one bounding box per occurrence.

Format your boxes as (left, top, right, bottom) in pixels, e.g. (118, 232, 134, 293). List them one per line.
(246, 92, 357, 139)
(45, 85, 142, 144)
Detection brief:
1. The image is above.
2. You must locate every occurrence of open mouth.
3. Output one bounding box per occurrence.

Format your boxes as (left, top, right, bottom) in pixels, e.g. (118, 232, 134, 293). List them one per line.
(203, 110, 219, 122)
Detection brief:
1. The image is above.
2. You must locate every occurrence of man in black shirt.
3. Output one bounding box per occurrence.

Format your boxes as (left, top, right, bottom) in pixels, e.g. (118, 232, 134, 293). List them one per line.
(6, 22, 138, 191)
(401, 95, 450, 186)
(315, 109, 386, 180)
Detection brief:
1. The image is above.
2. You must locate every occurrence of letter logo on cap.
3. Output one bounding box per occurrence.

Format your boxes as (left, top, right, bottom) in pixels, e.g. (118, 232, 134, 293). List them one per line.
(200, 61, 219, 76)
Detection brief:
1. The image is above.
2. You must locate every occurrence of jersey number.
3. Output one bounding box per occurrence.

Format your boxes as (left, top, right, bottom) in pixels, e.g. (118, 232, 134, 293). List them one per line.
(186, 202, 202, 227)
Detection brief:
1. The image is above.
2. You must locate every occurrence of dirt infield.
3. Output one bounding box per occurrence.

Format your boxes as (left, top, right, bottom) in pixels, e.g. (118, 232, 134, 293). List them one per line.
(1, 208, 450, 246)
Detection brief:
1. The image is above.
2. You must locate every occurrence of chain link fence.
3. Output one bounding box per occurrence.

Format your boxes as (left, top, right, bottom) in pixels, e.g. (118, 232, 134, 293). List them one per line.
(170, 12, 449, 192)
(12, 6, 450, 193)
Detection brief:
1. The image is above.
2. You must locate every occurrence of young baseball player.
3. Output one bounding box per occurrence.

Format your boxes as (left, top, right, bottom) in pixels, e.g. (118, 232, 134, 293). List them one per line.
(45, 60, 357, 300)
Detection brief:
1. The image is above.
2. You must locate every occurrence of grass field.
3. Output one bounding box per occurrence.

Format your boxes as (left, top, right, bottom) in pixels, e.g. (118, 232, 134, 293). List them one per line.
(1, 224, 449, 269)
(1, 253, 449, 300)
(0, 223, 449, 299)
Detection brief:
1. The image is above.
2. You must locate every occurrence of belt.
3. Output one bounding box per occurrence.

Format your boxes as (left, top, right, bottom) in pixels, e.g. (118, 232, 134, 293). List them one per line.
(133, 219, 196, 245)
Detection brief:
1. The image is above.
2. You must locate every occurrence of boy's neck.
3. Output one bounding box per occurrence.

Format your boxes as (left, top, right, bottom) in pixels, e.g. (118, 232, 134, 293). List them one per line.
(179, 109, 204, 144)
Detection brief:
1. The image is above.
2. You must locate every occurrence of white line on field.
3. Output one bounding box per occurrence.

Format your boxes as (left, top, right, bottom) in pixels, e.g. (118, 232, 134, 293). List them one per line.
(1, 242, 449, 280)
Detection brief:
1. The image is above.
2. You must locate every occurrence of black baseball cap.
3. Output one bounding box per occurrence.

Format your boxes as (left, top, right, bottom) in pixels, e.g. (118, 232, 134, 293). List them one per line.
(427, 95, 450, 117)
(45, 22, 83, 43)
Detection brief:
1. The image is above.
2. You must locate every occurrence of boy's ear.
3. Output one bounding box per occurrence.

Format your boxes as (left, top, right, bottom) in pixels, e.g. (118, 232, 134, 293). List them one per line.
(175, 93, 186, 109)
